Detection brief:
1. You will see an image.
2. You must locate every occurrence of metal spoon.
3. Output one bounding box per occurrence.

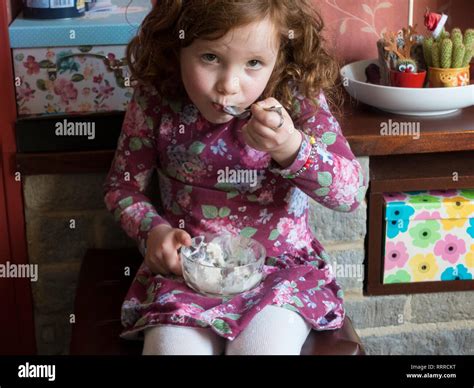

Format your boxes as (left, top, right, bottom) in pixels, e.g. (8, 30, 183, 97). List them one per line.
(223, 105, 282, 119)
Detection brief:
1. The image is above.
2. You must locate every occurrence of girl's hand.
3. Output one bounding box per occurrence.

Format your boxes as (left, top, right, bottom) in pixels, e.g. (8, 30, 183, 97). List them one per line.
(241, 98, 303, 167)
(145, 224, 192, 276)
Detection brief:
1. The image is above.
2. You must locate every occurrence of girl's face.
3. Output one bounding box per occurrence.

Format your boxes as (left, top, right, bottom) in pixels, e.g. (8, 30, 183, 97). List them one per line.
(180, 16, 280, 124)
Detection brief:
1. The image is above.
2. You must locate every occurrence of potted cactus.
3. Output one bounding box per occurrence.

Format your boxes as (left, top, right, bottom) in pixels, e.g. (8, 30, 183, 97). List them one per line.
(423, 27, 473, 87)
(382, 26, 427, 88)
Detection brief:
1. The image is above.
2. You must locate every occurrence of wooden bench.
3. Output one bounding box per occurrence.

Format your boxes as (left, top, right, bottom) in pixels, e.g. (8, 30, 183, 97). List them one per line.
(70, 248, 366, 355)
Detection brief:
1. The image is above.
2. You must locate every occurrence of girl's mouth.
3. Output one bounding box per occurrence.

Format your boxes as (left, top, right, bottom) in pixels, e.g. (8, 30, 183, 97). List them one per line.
(212, 102, 226, 113)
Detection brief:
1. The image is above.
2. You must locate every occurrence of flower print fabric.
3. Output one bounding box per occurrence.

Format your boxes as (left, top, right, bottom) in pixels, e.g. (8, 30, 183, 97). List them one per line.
(103, 83, 367, 340)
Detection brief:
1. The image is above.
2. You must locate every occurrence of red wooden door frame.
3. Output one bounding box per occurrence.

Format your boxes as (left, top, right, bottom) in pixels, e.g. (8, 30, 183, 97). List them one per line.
(0, 0, 36, 354)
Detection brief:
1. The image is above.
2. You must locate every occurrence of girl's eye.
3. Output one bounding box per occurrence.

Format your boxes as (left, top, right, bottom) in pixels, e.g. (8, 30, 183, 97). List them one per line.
(202, 54, 217, 62)
(407, 64, 415, 71)
(398, 64, 406, 72)
(248, 60, 262, 68)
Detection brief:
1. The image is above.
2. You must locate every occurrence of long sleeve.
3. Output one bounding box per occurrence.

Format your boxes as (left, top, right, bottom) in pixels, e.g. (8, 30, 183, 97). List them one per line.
(270, 91, 367, 212)
(103, 85, 171, 257)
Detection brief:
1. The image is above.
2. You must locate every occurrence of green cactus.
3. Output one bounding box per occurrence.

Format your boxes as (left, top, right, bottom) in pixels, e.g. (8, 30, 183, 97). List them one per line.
(451, 28, 463, 46)
(423, 37, 434, 67)
(462, 46, 473, 67)
(426, 28, 474, 68)
(431, 42, 441, 68)
(463, 29, 474, 48)
(452, 44, 466, 68)
(440, 39, 453, 68)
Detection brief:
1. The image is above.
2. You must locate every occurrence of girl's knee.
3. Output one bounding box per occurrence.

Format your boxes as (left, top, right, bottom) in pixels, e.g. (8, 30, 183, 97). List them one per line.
(142, 325, 225, 355)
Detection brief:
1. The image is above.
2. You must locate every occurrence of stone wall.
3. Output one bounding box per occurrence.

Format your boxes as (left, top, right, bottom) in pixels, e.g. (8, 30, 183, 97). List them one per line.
(22, 156, 473, 355)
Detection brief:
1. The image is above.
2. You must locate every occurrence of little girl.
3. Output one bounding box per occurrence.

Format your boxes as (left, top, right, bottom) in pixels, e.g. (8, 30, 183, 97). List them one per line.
(103, 0, 367, 355)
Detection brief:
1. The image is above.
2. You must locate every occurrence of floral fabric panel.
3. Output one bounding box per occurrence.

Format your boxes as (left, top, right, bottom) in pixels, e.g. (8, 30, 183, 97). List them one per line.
(13, 45, 132, 116)
(383, 189, 474, 283)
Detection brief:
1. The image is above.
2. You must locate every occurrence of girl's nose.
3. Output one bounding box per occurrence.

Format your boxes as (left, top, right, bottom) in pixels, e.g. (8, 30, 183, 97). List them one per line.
(217, 74, 240, 96)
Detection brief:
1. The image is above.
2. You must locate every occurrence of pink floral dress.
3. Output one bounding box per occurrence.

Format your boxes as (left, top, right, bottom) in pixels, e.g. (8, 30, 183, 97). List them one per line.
(103, 84, 367, 341)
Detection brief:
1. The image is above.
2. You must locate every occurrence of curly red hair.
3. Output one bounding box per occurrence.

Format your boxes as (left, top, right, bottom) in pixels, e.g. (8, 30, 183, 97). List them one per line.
(126, 0, 341, 115)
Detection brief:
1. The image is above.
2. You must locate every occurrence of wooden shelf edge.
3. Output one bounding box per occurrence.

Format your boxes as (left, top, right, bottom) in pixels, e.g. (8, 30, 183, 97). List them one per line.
(16, 150, 115, 175)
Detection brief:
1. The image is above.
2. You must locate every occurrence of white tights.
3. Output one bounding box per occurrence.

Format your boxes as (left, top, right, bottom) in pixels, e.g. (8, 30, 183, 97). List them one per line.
(142, 305, 312, 355)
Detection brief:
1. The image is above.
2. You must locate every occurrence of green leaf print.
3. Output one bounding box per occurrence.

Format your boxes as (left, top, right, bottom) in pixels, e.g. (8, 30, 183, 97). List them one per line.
(118, 196, 133, 209)
(317, 172, 332, 187)
(268, 229, 279, 241)
(227, 190, 239, 199)
(292, 296, 304, 307)
(291, 99, 301, 116)
(282, 303, 299, 313)
(171, 202, 183, 215)
(190, 303, 204, 310)
(146, 116, 154, 130)
(36, 79, 47, 91)
(218, 207, 231, 217)
(212, 319, 232, 334)
(321, 132, 337, 145)
(356, 186, 367, 202)
(215, 182, 234, 191)
(168, 100, 182, 113)
(335, 204, 351, 212)
(184, 185, 193, 193)
(140, 217, 152, 231)
(247, 194, 258, 202)
(71, 74, 84, 82)
(240, 227, 258, 238)
(171, 290, 184, 294)
(135, 275, 149, 286)
(189, 141, 206, 154)
(142, 138, 153, 148)
(113, 208, 122, 222)
(202, 205, 219, 219)
(134, 315, 149, 328)
(129, 137, 143, 151)
(195, 320, 209, 327)
(224, 313, 241, 320)
(314, 187, 330, 197)
(14, 53, 24, 61)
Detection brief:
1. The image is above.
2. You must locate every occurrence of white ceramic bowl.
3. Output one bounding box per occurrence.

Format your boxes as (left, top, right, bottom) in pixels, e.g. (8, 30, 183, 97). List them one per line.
(340, 59, 474, 116)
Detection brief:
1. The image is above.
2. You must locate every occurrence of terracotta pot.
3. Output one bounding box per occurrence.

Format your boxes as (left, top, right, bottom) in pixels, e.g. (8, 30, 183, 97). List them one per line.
(389, 70, 427, 88)
(428, 66, 470, 87)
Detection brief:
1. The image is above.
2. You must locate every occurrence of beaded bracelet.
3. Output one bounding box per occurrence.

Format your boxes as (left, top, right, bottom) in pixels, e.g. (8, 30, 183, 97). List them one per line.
(285, 136, 317, 179)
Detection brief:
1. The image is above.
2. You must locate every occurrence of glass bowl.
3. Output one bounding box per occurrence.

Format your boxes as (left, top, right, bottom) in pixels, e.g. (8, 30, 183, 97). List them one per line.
(179, 233, 266, 297)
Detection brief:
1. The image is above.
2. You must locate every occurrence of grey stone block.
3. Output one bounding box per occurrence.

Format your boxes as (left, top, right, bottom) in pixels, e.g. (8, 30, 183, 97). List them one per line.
(23, 173, 108, 211)
(357, 156, 370, 185)
(325, 249, 365, 293)
(411, 292, 474, 324)
(362, 327, 474, 355)
(26, 210, 93, 264)
(344, 295, 408, 329)
(34, 312, 72, 355)
(31, 263, 81, 314)
(308, 199, 367, 242)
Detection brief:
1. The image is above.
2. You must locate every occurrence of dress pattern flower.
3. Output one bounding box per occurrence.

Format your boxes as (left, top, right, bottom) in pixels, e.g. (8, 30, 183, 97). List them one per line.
(103, 84, 367, 340)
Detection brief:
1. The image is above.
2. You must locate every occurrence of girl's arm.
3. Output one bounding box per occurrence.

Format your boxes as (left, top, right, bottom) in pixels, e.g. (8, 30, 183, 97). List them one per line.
(270, 92, 368, 212)
(103, 85, 171, 257)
